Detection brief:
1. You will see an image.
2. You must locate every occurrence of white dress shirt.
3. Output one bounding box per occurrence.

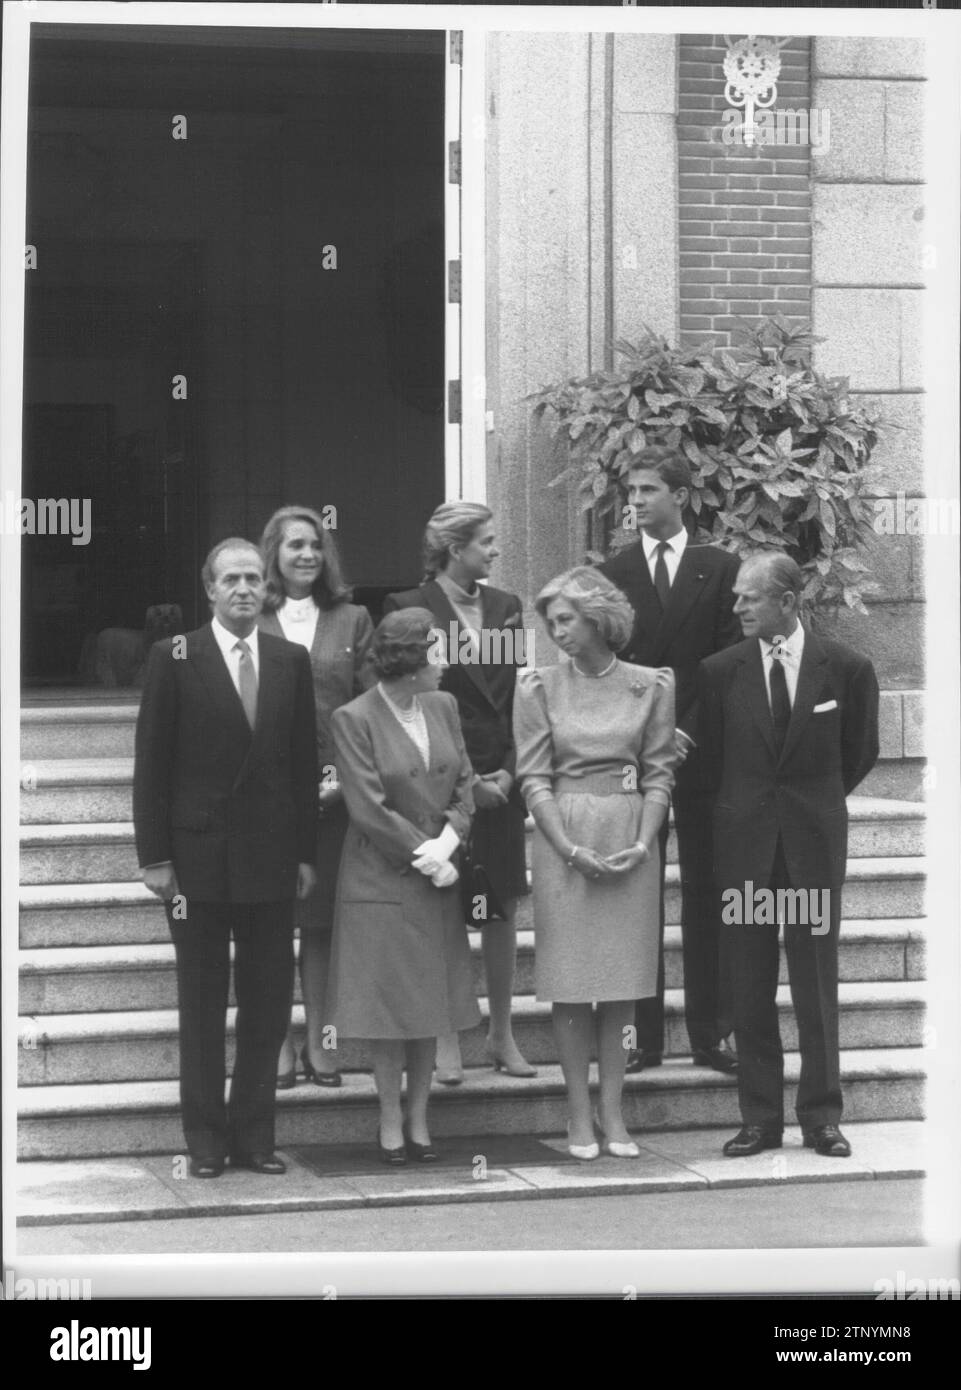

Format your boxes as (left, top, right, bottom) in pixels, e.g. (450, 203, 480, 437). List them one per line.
(211, 615, 260, 696)
(759, 622, 805, 709)
(642, 527, 688, 587)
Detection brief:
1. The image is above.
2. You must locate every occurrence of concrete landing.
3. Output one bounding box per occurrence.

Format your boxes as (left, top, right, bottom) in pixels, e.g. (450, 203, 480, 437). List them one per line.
(16, 1120, 925, 1227)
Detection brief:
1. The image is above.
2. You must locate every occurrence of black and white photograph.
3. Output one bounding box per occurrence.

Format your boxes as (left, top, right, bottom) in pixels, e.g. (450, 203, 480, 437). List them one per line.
(2, 0, 959, 1316)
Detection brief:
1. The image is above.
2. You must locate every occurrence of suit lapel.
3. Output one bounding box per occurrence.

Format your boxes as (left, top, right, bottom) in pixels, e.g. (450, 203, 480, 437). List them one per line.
(778, 630, 827, 769)
(736, 639, 777, 761)
(191, 624, 252, 746)
(649, 546, 708, 665)
(422, 579, 497, 710)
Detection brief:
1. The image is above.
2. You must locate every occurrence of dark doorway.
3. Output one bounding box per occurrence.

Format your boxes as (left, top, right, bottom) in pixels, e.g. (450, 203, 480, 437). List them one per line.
(22, 24, 447, 685)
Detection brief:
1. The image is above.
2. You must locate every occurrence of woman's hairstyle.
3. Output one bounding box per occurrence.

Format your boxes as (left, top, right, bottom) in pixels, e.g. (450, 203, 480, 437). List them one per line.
(368, 607, 436, 680)
(422, 501, 493, 580)
(259, 505, 352, 611)
(534, 565, 635, 652)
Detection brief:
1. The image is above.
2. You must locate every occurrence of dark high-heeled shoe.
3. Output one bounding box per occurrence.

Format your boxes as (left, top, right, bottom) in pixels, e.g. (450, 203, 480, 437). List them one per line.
(301, 1045, 342, 1089)
(276, 1066, 296, 1091)
(403, 1127, 439, 1163)
(378, 1140, 407, 1166)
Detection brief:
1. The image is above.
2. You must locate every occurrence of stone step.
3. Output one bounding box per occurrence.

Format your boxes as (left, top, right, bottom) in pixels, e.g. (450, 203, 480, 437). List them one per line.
(16, 915, 927, 1023)
(20, 761, 136, 824)
(17, 837, 931, 935)
(17, 981, 927, 1085)
(15, 1047, 926, 1159)
(21, 705, 139, 761)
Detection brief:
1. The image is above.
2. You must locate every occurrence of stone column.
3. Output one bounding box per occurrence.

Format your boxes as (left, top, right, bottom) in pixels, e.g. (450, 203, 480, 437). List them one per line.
(812, 37, 927, 794)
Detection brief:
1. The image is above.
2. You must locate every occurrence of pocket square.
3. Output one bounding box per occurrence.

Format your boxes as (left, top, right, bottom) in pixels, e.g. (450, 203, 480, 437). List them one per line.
(813, 700, 838, 713)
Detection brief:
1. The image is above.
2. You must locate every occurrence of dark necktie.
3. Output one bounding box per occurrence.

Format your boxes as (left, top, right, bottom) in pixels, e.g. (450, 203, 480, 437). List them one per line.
(769, 650, 791, 753)
(235, 639, 258, 729)
(653, 540, 672, 610)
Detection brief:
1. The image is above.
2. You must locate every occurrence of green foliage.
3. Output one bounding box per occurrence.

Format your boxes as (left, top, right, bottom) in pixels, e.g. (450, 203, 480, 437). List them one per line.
(529, 318, 883, 618)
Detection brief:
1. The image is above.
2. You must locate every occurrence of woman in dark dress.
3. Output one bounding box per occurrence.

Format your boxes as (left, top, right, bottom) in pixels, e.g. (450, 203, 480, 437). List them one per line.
(386, 502, 535, 1083)
(258, 505, 373, 1088)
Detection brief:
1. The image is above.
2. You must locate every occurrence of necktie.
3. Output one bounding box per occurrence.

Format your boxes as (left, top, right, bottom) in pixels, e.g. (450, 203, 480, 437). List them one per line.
(653, 541, 671, 610)
(235, 639, 258, 729)
(769, 650, 791, 753)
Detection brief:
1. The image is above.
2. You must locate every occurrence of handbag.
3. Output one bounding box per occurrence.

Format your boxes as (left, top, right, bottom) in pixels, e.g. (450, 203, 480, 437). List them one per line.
(459, 840, 508, 926)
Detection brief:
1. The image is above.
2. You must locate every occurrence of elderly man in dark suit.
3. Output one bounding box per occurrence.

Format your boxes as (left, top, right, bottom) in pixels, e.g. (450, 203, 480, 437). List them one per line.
(696, 553, 879, 1157)
(133, 538, 318, 1178)
(601, 447, 742, 1074)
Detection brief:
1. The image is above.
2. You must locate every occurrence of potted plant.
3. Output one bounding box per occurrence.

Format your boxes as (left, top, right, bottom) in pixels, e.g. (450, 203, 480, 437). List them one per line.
(530, 316, 883, 619)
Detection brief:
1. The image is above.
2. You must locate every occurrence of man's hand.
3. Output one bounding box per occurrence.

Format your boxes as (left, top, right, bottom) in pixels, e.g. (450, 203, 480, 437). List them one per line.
(604, 843, 650, 874)
(142, 863, 179, 901)
(296, 863, 317, 899)
(473, 775, 508, 810)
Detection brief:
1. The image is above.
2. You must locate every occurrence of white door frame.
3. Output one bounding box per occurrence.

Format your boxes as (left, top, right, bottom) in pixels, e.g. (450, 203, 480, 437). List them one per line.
(445, 28, 487, 505)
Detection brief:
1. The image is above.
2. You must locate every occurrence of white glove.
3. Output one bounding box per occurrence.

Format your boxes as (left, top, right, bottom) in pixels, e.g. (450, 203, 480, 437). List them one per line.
(411, 822, 461, 876)
(430, 861, 459, 888)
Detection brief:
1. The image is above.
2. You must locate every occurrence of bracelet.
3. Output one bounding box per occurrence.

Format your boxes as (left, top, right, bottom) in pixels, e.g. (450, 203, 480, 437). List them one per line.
(565, 844, 581, 866)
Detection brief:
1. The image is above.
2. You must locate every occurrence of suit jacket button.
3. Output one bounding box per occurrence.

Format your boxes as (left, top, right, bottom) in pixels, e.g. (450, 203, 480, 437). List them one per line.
(438, 763, 448, 773)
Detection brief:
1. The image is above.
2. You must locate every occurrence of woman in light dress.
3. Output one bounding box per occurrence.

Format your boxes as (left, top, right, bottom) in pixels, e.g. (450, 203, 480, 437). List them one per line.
(513, 567, 677, 1159)
(259, 505, 373, 1089)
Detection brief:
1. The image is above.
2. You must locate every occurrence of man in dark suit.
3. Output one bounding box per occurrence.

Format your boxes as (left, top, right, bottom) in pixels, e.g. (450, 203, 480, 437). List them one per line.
(133, 538, 318, 1177)
(601, 447, 742, 1074)
(697, 553, 879, 1157)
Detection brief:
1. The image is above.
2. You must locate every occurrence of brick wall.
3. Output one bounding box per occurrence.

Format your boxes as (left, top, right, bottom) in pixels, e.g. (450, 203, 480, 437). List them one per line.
(677, 35, 812, 346)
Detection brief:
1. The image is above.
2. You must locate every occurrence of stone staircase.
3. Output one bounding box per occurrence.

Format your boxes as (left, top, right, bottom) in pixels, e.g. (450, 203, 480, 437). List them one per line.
(18, 696, 927, 1161)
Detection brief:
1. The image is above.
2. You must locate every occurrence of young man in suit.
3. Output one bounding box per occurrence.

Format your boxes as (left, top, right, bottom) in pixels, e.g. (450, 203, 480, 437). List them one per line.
(133, 539, 318, 1177)
(697, 553, 879, 1156)
(600, 447, 742, 1074)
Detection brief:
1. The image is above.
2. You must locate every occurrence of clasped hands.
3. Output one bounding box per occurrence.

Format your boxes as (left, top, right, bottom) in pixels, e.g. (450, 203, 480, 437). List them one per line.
(411, 821, 460, 888)
(567, 841, 649, 881)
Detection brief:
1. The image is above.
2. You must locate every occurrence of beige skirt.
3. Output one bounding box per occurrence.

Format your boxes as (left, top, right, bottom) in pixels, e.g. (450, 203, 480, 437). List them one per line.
(532, 786, 660, 1004)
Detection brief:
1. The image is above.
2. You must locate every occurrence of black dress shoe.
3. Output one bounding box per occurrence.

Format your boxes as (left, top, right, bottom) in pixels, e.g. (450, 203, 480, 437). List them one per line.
(625, 1050, 663, 1074)
(722, 1125, 783, 1157)
(189, 1157, 225, 1179)
(276, 1068, 297, 1091)
(229, 1152, 287, 1175)
(803, 1124, 851, 1157)
(692, 1042, 739, 1073)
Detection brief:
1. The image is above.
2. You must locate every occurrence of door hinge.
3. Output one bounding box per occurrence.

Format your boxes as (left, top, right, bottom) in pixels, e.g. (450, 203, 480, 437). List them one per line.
(449, 139, 461, 185)
(448, 380, 462, 424)
(450, 31, 463, 65)
(448, 259, 461, 304)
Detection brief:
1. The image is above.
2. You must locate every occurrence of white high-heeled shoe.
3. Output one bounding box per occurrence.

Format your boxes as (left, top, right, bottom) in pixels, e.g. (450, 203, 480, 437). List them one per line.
(567, 1127, 600, 1161)
(595, 1112, 641, 1158)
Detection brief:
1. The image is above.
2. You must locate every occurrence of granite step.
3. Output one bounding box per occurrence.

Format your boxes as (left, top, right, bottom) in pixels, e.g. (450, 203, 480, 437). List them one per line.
(16, 913, 928, 1017)
(16, 1047, 926, 1159)
(17, 980, 927, 1086)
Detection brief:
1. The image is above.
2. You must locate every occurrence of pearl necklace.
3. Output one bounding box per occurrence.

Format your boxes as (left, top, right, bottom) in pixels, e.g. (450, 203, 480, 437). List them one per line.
(572, 654, 618, 679)
(378, 683, 422, 723)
